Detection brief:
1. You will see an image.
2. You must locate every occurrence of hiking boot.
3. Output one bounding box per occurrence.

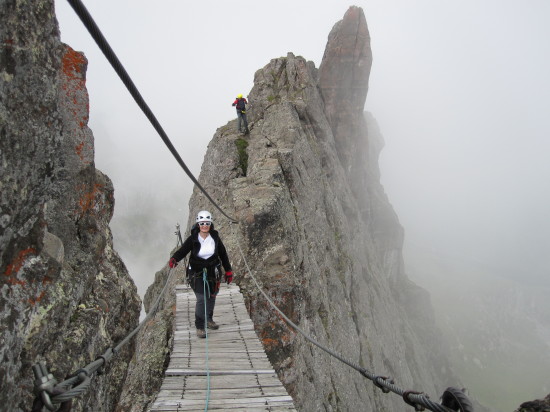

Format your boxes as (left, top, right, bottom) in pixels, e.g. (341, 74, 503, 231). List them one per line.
(196, 329, 206, 338)
(207, 321, 219, 330)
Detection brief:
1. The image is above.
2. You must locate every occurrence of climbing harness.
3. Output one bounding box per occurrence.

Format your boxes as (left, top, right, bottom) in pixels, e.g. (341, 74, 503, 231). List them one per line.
(32, 265, 178, 411)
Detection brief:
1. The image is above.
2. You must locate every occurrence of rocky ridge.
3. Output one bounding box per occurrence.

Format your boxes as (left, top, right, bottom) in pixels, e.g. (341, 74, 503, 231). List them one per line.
(129, 7, 462, 412)
(5, 2, 546, 411)
(515, 394, 550, 412)
(1, 1, 141, 411)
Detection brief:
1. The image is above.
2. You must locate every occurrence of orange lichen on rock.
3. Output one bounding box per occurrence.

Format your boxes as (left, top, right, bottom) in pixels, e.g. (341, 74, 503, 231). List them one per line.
(261, 336, 279, 351)
(28, 291, 46, 306)
(75, 141, 85, 160)
(77, 183, 103, 215)
(4, 248, 36, 286)
(62, 47, 86, 81)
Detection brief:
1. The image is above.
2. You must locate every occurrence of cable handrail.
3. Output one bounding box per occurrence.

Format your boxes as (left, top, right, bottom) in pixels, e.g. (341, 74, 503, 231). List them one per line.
(65, 0, 238, 224)
(32, 265, 177, 410)
(229, 222, 472, 412)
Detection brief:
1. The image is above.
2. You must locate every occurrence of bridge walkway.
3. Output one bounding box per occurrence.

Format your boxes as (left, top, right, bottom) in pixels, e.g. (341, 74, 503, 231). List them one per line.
(149, 283, 296, 411)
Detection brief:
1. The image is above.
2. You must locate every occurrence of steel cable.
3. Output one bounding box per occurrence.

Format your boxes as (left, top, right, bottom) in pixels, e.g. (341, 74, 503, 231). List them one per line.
(230, 222, 456, 412)
(38, 266, 177, 406)
(65, 0, 237, 223)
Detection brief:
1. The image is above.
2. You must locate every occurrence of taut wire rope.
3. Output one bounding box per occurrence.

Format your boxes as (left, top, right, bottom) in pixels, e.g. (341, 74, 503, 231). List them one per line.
(229, 222, 461, 412)
(33, 265, 178, 410)
(65, 0, 237, 223)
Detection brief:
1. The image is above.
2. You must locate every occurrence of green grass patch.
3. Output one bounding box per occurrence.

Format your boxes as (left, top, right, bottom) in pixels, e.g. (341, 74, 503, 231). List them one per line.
(235, 138, 249, 176)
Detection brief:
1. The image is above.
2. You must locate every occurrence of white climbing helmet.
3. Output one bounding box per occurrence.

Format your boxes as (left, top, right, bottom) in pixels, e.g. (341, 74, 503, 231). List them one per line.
(196, 210, 213, 223)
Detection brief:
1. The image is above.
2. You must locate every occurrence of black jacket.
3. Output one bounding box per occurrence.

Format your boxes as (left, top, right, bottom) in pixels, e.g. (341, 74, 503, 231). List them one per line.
(171, 225, 232, 276)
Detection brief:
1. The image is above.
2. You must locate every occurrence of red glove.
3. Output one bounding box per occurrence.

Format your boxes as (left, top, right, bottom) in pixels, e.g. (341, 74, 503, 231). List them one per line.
(169, 258, 178, 268)
(224, 271, 233, 284)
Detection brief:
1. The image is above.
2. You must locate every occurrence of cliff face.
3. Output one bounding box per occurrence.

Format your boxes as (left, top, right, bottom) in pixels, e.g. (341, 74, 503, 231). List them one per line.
(173, 7, 455, 411)
(0, 2, 141, 411)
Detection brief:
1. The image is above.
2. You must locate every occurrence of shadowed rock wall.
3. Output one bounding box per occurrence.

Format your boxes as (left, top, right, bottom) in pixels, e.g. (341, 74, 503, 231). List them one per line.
(1, 2, 141, 411)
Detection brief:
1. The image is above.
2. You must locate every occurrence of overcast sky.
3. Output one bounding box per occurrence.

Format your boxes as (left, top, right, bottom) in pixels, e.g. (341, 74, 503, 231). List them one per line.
(54, 0, 550, 296)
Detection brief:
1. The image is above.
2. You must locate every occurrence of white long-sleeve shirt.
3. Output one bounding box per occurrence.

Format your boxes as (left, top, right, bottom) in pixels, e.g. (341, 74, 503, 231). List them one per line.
(197, 234, 215, 259)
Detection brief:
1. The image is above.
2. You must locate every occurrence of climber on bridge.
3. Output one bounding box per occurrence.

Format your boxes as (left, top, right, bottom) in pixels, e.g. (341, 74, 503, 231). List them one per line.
(232, 93, 249, 134)
(169, 210, 233, 338)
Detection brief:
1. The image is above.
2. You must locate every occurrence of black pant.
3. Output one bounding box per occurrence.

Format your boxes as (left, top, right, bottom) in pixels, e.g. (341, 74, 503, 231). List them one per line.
(188, 269, 220, 329)
(194, 287, 216, 330)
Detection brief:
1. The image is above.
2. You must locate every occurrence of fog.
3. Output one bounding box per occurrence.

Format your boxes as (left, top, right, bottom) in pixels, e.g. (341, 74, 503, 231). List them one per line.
(55, 1, 549, 409)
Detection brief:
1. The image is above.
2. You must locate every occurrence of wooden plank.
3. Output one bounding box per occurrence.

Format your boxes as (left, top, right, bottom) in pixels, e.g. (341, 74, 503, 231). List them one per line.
(151, 406, 295, 412)
(168, 360, 273, 367)
(160, 375, 282, 384)
(159, 375, 285, 390)
(153, 395, 294, 407)
(168, 363, 274, 371)
(174, 322, 254, 330)
(174, 328, 260, 337)
(172, 341, 266, 350)
(150, 403, 296, 412)
(168, 357, 271, 364)
(168, 356, 272, 365)
(155, 386, 290, 399)
(170, 349, 267, 355)
(165, 369, 275, 376)
(167, 358, 273, 366)
(172, 336, 264, 344)
(172, 338, 264, 347)
(170, 352, 269, 357)
(171, 344, 267, 353)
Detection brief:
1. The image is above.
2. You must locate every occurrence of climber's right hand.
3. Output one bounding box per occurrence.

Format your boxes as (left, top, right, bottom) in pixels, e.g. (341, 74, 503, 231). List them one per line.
(169, 258, 178, 268)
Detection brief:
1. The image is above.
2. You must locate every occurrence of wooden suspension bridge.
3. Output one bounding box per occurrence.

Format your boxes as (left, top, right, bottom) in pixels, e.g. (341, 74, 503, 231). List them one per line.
(149, 283, 296, 411)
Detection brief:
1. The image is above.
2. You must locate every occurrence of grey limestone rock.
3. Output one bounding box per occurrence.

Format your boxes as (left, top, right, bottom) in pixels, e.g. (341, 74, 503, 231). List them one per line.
(1, 1, 141, 411)
(516, 393, 550, 412)
(42, 231, 64, 264)
(137, 7, 459, 412)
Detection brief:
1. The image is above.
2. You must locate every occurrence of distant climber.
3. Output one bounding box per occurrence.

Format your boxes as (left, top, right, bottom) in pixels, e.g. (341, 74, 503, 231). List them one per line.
(232, 94, 249, 134)
(169, 210, 233, 339)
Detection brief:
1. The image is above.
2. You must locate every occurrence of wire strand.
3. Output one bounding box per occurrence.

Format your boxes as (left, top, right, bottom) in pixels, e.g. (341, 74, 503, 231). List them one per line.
(65, 0, 237, 223)
(229, 223, 455, 412)
(47, 266, 177, 404)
